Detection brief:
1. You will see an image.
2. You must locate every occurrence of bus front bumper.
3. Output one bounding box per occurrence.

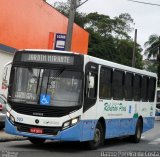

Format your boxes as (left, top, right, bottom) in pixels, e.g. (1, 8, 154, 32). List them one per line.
(4, 118, 83, 141)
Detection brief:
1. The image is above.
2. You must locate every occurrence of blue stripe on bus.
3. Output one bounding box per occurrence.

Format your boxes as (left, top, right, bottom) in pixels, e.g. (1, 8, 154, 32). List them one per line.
(105, 117, 155, 139)
(4, 117, 155, 142)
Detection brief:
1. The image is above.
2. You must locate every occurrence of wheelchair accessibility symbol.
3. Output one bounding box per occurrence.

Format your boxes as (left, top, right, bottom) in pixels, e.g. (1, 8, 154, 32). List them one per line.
(40, 94, 51, 106)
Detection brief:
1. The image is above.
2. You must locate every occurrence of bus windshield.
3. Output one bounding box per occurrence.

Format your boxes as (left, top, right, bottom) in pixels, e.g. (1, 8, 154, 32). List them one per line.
(11, 67, 83, 107)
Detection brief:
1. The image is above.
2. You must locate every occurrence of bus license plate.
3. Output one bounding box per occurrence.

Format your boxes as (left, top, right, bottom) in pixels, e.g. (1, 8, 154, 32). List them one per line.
(30, 128, 43, 134)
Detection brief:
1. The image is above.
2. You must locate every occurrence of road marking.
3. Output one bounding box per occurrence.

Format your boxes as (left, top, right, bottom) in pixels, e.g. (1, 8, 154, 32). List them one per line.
(148, 138, 160, 145)
(154, 138, 160, 142)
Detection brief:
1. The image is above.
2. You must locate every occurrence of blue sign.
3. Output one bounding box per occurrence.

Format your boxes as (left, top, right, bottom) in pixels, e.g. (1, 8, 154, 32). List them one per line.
(55, 33, 66, 51)
(40, 94, 51, 106)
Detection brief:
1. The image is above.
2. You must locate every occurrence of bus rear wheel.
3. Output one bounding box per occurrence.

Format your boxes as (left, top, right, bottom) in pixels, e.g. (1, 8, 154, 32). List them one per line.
(130, 119, 142, 143)
(86, 122, 104, 150)
(28, 137, 46, 145)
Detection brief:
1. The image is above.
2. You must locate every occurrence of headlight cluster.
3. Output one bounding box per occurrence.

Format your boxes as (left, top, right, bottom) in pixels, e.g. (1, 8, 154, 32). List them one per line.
(62, 116, 80, 130)
(6, 111, 15, 124)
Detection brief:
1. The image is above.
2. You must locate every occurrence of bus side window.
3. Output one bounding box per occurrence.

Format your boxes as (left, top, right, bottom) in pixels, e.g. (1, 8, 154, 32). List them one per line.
(112, 70, 124, 100)
(133, 74, 141, 101)
(99, 67, 112, 99)
(148, 77, 156, 102)
(125, 72, 133, 101)
(141, 76, 149, 102)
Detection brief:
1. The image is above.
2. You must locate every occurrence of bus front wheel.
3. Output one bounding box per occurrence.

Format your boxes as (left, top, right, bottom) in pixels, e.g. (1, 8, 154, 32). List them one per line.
(28, 137, 46, 145)
(86, 122, 104, 150)
(130, 119, 142, 143)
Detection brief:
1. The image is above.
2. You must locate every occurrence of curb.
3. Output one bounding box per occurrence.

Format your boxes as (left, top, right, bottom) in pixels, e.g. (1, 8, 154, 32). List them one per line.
(0, 132, 27, 142)
(0, 137, 27, 142)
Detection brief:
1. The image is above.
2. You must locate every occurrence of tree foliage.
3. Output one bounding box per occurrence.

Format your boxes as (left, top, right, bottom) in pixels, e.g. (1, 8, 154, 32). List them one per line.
(54, 0, 143, 69)
(144, 34, 160, 85)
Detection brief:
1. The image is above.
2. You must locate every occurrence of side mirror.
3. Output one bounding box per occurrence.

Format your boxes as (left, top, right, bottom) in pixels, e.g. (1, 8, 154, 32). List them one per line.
(88, 74, 95, 89)
(2, 79, 8, 89)
(1, 61, 12, 90)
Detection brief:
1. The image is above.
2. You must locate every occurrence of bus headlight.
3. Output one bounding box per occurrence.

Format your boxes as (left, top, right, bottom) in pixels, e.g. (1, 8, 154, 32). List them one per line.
(6, 111, 10, 118)
(6, 111, 15, 124)
(63, 121, 71, 129)
(71, 117, 79, 125)
(10, 115, 15, 124)
(62, 116, 80, 130)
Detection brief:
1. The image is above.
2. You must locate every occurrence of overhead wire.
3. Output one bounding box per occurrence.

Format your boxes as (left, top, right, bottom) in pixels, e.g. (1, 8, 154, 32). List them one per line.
(127, 0, 160, 7)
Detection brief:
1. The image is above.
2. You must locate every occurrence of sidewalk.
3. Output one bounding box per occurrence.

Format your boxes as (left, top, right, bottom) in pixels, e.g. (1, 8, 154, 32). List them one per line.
(0, 130, 27, 142)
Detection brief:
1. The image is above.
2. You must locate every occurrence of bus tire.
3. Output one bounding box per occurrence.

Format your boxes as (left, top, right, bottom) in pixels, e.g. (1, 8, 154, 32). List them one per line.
(86, 122, 104, 150)
(130, 119, 142, 143)
(28, 137, 46, 145)
(0, 124, 4, 130)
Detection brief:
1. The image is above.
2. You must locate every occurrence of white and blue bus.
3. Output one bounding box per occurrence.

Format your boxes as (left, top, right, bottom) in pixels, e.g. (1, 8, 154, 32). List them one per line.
(5, 49, 157, 149)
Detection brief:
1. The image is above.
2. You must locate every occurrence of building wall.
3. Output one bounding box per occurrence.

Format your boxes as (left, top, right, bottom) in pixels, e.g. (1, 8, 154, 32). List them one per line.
(0, 0, 89, 54)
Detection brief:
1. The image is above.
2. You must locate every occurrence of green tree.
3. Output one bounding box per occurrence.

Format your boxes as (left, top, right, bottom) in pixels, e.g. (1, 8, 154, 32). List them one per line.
(144, 34, 160, 85)
(113, 13, 134, 39)
(85, 12, 134, 39)
(53, 1, 143, 69)
(85, 12, 143, 69)
(144, 60, 157, 73)
(115, 39, 143, 69)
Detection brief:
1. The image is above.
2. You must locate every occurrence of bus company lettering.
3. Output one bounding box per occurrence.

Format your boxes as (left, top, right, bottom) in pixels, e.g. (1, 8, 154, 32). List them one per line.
(104, 102, 126, 112)
(27, 54, 74, 65)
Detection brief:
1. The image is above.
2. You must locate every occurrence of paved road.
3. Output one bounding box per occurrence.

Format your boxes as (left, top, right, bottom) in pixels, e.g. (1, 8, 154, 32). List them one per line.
(0, 121, 160, 157)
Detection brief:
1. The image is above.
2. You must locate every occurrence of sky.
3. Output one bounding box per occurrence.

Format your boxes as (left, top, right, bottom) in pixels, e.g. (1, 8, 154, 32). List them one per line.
(47, 0, 160, 55)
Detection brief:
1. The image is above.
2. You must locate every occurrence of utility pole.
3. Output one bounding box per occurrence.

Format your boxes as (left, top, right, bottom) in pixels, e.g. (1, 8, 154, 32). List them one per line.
(132, 29, 137, 67)
(65, 0, 77, 51)
(65, 0, 88, 51)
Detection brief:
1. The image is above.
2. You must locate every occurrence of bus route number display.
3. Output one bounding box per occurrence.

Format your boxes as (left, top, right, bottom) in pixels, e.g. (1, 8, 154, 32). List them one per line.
(21, 53, 74, 65)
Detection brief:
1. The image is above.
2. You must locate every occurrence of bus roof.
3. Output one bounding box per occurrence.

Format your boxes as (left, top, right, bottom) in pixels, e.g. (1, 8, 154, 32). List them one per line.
(84, 54, 157, 78)
(18, 49, 80, 55)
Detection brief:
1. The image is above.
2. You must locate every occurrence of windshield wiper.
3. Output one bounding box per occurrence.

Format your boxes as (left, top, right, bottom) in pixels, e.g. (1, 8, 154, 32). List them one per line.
(45, 70, 51, 95)
(36, 69, 41, 94)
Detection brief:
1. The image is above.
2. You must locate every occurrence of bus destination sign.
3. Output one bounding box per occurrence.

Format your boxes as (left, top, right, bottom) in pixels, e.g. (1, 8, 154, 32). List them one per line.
(21, 53, 74, 65)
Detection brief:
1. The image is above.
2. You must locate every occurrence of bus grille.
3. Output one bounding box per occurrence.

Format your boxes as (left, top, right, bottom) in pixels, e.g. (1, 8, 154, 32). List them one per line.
(15, 122, 61, 135)
(10, 103, 78, 117)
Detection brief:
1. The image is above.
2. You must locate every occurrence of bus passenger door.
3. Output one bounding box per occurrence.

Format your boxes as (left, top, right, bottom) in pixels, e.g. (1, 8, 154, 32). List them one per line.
(83, 62, 98, 112)
(82, 62, 98, 141)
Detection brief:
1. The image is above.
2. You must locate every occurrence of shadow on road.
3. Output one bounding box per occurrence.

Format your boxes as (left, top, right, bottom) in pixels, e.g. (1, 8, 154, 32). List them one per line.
(8, 137, 148, 152)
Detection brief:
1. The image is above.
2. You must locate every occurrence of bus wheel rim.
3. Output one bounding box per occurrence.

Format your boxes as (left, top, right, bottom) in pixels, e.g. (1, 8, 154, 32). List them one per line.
(94, 128, 101, 143)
